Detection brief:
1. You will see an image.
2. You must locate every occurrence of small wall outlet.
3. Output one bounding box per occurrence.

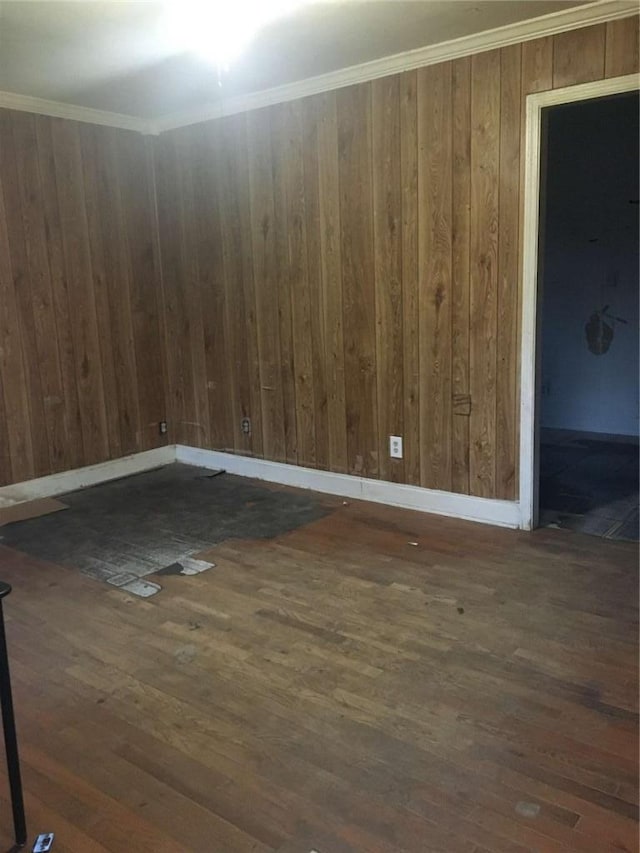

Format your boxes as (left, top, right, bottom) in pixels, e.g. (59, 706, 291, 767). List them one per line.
(241, 417, 251, 435)
(158, 420, 168, 435)
(389, 435, 403, 459)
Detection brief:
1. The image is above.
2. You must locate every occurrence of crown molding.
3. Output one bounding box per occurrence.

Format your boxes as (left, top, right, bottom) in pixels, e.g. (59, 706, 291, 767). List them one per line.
(153, 0, 639, 133)
(0, 1, 636, 135)
(0, 90, 155, 135)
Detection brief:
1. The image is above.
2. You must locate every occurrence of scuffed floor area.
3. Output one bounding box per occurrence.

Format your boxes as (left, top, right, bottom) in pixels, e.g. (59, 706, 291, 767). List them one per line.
(0, 463, 333, 595)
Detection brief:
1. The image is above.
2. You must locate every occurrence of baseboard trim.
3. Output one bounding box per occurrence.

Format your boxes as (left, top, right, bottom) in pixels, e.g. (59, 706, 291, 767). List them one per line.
(0, 445, 522, 528)
(0, 446, 174, 507)
(176, 446, 521, 528)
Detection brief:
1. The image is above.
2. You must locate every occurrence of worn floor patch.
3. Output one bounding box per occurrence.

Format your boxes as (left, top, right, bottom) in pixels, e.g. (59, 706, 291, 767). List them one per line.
(155, 557, 215, 577)
(515, 801, 541, 818)
(0, 497, 68, 527)
(0, 464, 333, 597)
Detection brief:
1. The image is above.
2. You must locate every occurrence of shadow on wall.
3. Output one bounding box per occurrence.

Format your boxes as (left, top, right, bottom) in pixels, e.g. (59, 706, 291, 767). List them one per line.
(540, 91, 639, 437)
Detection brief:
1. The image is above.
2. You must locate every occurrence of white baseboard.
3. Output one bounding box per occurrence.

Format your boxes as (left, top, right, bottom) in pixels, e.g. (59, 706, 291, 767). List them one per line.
(0, 446, 174, 507)
(0, 444, 522, 528)
(176, 445, 521, 528)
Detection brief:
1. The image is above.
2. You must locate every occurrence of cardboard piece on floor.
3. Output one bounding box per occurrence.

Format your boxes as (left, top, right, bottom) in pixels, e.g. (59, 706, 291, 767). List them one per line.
(0, 497, 68, 527)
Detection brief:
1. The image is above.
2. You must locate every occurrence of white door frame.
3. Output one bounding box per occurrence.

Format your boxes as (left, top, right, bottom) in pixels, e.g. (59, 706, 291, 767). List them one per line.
(519, 72, 640, 530)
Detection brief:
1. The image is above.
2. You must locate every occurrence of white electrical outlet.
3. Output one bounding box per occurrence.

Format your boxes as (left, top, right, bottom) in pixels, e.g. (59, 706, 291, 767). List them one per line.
(389, 435, 403, 459)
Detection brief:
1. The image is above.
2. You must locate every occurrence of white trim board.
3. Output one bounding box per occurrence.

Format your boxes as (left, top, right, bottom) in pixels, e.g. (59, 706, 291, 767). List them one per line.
(0, 446, 174, 507)
(0, 444, 521, 527)
(0, 1, 636, 135)
(154, 0, 638, 132)
(0, 90, 154, 135)
(519, 72, 640, 531)
(176, 446, 521, 528)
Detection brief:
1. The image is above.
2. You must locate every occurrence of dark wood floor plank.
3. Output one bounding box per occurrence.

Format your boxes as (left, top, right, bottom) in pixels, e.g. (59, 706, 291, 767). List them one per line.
(0, 471, 636, 852)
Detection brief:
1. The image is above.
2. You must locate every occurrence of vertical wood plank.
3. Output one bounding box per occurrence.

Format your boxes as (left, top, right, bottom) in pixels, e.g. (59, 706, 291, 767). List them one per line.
(175, 129, 210, 448)
(0, 111, 165, 484)
(217, 114, 259, 456)
(469, 50, 500, 498)
(269, 104, 298, 464)
(145, 136, 171, 449)
(400, 70, 420, 487)
(34, 115, 85, 470)
(604, 16, 640, 77)
(1, 112, 51, 477)
(12, 112, 69, 473)
(78, 124, 124, 460)
(418, 63, 453, 492)
(192, 122, 233, 451)
(0, 117, 34, 483)
(451, 57, 472, 496)
(51, 117, 109, 466)
(496, 45, 522, 501)
(99, 129, 142, 456)
(282, 101, 315, 468)
(552, 24, 606, 88)
(521, 37, 553, 95)
(372, 75, 404, 484)
(0, 366, 10, 486)
(247, 109, 286, 462)
(155, 135, 187, 446)
(118, 130, 166, 451)
(317, 92, 348, 474)
(337, 84, 378, 478)
(303, 97, 330, 472)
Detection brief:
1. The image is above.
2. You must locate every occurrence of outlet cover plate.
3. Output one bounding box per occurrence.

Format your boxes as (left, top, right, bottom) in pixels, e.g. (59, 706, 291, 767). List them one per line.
(389, 435, 403, 459)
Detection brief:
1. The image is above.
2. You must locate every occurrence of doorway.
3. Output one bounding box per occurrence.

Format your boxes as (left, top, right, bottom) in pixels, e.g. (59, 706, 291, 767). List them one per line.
(519, 74, 639, 535)
(538, 92, 639, 540)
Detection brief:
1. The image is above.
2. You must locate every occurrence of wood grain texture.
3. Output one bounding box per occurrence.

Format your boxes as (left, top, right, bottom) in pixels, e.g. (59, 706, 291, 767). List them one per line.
(217, 114, 261, 457)
(552, 24, 606, 88)
(0, 17, 618, 497)
(0, 483, 636, 851)
(303, 97, 330, 473)
(283, 100, 315, 468)
(177, 128, 211, 450)
(317, 92, 348, 475)
(193, 122, 233, 451)
(248, 109, 287, 463)
(1, 111, 51, 478)
(496, 45, 522, 501)
(372, 75, 404, 484)
(34, 115, 85, 472)
(337, 84, 378, 478)
(12, 113, 69, 473)
(399, 71, 420, 488)
(0, 109, 167, 487)
(451, 57, 472, 495)
(419, 62, 453, 492)
(469, 50, 500, 498)
(521, 37, 554, 95)
(270, 104, 298, 465)
(605, 17, 640, 77)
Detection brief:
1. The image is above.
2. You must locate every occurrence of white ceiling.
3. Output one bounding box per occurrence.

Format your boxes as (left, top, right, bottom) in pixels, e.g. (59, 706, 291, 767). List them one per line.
(0, 1, 593, 119)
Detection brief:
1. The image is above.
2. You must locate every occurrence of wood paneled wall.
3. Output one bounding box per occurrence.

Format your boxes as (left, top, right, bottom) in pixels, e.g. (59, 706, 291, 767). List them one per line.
(0, 110, 167, 487)
(157, 17, 638, 500)
(2, 18, 635, 493)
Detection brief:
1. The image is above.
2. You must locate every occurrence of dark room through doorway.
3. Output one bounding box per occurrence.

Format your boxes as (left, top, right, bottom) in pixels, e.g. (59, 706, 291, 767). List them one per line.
(537, 91, 639, 541)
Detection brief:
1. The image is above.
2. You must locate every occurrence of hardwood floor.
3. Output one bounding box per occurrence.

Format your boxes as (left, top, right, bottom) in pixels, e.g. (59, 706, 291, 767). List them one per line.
(0, 487, 637, 852)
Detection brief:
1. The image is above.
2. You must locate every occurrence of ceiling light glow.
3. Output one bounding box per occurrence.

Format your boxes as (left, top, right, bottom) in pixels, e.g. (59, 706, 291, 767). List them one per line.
(163, 0, 311, 69)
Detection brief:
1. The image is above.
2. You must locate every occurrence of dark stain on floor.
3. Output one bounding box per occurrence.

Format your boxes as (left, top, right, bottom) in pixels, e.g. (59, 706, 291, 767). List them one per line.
(0, 463, 334, 587)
